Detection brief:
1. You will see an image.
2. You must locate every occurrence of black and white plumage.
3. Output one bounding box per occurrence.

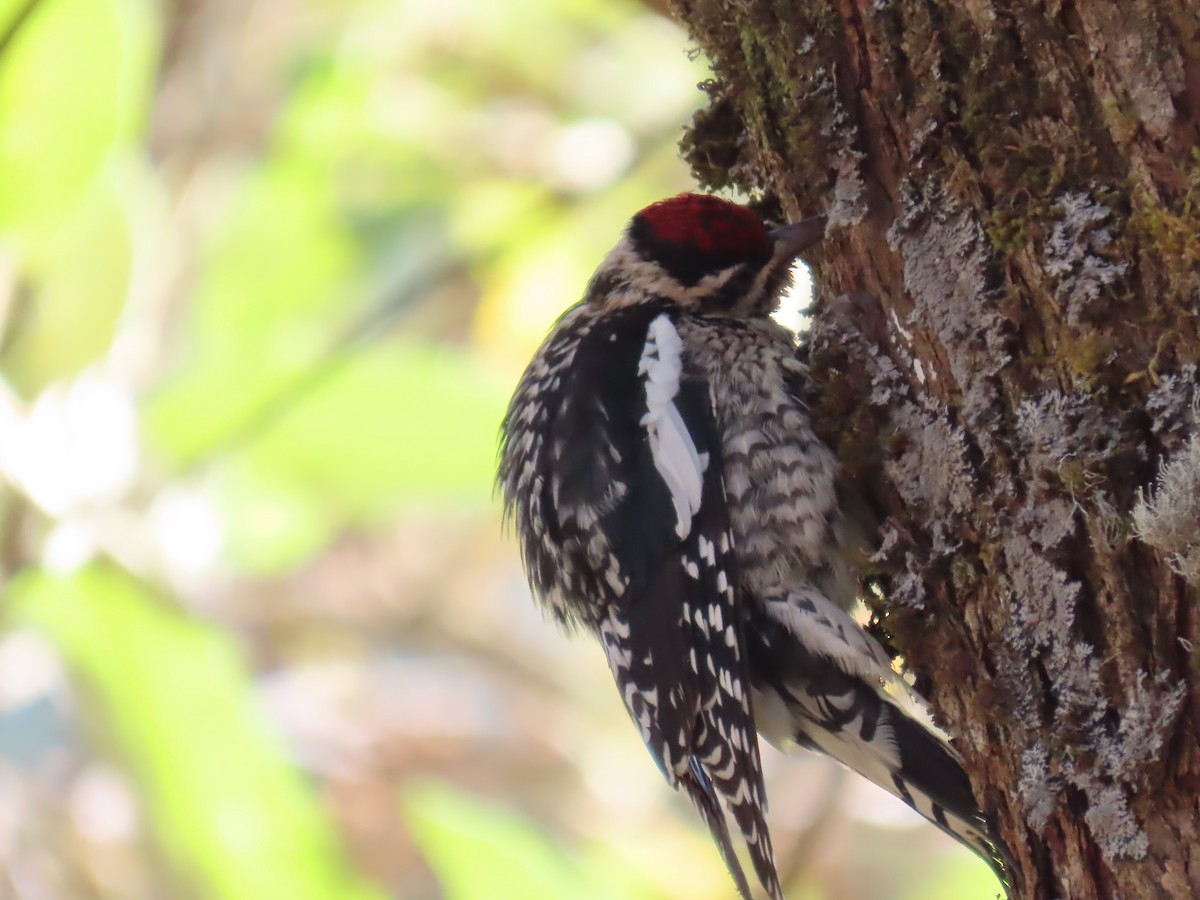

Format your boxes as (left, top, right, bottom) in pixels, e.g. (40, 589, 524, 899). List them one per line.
(498, 193, 1006, 897)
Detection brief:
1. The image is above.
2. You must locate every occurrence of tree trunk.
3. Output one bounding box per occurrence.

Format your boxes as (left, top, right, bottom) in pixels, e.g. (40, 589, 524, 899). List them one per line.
(674, 2, 1200, 898)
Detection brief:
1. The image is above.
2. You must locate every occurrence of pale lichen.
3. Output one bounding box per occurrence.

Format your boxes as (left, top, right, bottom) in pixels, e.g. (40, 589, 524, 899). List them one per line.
(884, 401, 977, 516)
(1042, 190, 1128, 325)
(1134, 368, 1200, 582)
(1145, 363, 1198, 453)
(1082, 782, 1150, 860)
(1005, 534, 1082, 653)
(1132, 429, 1200, 584)
(815, 70, 867, 227)
(1108, 669, 1186, 780)
(1015, 390, 1119, 496)
(889, 552, 928, 611)
(1017, 742, 1061, 831)
(1085, 492, 1130, 555)
(867, 349, 908, 406)
(1018, 499, 1078, 551)
(999, 527, 1184, 859)
(888, 184, 1008, 395)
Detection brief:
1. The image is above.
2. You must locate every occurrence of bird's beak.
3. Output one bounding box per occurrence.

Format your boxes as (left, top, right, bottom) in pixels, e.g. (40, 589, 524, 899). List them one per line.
(769, 216, 827, 258)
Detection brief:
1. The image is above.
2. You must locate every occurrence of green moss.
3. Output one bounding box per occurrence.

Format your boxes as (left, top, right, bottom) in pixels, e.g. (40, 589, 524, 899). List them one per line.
(979, 135, 1107, 259)
(680, 85, 745, 193)
(976, 546, 1002, 586)
(1092, 508, 1131, 547)
(810, 369, 880, 471)
(1100, 97, 1142, 147)
(680, 0, 845, 204)
(1057, 458, 1103, 498)
(1129, 188, 1200, 291)
(836, 408, 882, 475)
(768, 0, 836, 38)
(950, 555, 979, 591)
(1025, 334, 1048, 363)
(987, 210, 1030, 253)
(1060, 331, 1126, 391)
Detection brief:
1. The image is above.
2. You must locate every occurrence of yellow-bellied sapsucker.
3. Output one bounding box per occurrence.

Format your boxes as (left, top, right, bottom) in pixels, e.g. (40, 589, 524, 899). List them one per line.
(497, 193, 1005, 898)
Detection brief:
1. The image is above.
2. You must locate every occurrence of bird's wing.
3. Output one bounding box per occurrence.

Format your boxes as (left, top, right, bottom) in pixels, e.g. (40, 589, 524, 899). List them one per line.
(539, 306, 780, 900)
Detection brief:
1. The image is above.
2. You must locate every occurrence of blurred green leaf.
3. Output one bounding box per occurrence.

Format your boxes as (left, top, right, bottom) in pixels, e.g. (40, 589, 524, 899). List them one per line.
(211, 466, 333, 574)
(405, 780, 589, 900)
(191, 162, 360, 349)
(3, 174, 132, 392)
(231, 340, 507, 505)
(209, 339, 507, 572)
(152, 335, 507, 574)
(0, 0, 155, 242)
(405, 781, 729, 900)
(0, 0, 156, 391)
(7, 566, 387, 900)
(144, 161, 363, 465)
(899, 849, 1005, 900)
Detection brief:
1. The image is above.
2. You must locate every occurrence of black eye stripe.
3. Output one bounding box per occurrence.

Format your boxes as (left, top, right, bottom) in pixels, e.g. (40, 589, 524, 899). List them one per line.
(629, 217, 770, 287)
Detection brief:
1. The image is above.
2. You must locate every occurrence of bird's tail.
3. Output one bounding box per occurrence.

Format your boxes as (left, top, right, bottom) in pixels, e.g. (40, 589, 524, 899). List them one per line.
(749, 593, 1011, 888)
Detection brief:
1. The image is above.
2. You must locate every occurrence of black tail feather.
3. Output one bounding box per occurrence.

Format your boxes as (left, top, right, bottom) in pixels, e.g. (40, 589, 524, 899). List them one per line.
(681, 760, 754, 900)
(889, 711, 1013, 889)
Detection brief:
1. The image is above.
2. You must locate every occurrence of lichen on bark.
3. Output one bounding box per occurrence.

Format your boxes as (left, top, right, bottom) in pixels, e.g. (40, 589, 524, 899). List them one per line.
(672, 1, 1200, 897)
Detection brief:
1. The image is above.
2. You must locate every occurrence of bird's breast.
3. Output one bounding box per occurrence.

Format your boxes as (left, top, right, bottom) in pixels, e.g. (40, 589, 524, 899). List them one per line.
(677, 317, 842, 600)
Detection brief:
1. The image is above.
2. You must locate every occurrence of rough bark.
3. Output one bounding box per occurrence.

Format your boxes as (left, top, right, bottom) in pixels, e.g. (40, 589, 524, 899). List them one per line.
(673, 2, 1200, 898)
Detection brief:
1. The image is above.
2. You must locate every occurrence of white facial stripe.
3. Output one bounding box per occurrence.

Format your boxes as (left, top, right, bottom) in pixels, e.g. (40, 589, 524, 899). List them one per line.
(638, 314, 708, 538)
(591, 238, 744, 309)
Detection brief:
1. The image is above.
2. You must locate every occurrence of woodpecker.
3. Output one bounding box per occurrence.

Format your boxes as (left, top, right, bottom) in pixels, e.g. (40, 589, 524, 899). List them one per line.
(498, 193, 1006, 898)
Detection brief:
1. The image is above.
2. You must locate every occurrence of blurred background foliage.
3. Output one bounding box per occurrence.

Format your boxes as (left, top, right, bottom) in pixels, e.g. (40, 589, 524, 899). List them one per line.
(0, 0, 1001, 897)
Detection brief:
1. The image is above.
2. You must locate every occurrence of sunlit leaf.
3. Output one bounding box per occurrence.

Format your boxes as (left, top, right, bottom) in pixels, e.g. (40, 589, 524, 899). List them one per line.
(212, 340, 508, 571)
(241, 340, 505, 503)
(210, 466, 332, 575)
(579, 821, 733, 900)
(403, 780, 736, 900)
(899, 849, 1005, 900)
(404, 780, 596, 900)
(7, 566, 387, 900)
(144, 162, 362, 464)
(2, 175, 132, 392)
(0, 0, 155, 242)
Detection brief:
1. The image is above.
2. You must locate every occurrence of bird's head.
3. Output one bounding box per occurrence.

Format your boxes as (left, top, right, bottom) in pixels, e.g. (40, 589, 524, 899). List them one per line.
(587, 193, 825, 316)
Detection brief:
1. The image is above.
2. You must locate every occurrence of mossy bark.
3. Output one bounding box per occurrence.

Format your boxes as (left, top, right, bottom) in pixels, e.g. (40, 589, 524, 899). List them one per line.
(675, 2, 1200, 898)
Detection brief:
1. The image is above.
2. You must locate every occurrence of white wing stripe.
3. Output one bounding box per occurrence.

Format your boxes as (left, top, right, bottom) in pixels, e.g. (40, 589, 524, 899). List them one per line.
(638, 314, 708, 538)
